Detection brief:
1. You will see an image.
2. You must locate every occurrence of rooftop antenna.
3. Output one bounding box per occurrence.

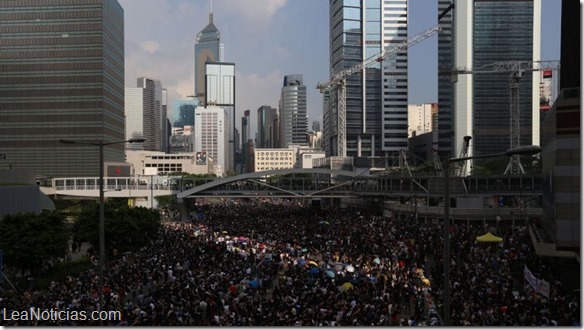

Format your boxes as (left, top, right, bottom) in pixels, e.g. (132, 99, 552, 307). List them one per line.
(209, 0, 213, 22)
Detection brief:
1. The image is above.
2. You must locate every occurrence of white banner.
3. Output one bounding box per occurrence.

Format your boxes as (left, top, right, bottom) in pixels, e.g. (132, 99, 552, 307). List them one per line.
(536, 279, 551, 298)
(523, 265, 537, 290)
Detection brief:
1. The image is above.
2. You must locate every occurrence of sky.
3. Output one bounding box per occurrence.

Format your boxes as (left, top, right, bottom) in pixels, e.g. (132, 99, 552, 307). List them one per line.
(118, 0, 562, 137)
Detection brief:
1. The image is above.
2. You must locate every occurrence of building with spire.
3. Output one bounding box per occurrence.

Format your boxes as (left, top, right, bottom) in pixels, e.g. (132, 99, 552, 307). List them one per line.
(194, 9, 224, 105)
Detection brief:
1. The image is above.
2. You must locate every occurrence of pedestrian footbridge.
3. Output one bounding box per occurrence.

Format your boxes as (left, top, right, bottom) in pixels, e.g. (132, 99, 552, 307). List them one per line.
(40, 169, 543, 202)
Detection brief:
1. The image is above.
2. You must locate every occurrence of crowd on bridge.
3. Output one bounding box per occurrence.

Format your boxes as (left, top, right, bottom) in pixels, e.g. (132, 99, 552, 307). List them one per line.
(0, 198, 579, 326)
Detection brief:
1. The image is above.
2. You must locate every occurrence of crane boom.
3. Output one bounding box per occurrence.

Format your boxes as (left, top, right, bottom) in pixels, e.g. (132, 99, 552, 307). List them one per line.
(317, 24, 442, 157)
(447, 60, 560, 175)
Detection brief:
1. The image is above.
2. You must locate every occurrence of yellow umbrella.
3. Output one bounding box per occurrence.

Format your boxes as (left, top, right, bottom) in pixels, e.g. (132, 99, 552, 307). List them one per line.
(342, 282, 354, 291)
(308, 260, 318, 267)
(422, 278, 431, 286)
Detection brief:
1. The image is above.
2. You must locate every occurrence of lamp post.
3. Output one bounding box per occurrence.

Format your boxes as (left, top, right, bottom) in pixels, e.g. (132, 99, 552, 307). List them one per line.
(59, 138, 145, 316)
(442, 145, 541, 326)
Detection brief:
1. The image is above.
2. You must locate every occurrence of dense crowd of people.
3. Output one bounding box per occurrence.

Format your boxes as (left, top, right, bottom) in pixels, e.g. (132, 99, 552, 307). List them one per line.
(0, 198, 580, 326)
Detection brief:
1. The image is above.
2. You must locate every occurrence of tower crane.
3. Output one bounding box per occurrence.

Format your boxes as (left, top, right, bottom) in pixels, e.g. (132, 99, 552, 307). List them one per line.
(448, 60, 560, 174)
(432, 148, 444, 177)
(317, 24, 442, 157)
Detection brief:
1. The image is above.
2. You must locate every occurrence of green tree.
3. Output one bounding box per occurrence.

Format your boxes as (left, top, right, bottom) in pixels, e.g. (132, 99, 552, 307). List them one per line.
(224, 169, 237, 177)
(72, 201, 161, 256)
(155, 194, 176, 209)
(0, 210, 69, 275)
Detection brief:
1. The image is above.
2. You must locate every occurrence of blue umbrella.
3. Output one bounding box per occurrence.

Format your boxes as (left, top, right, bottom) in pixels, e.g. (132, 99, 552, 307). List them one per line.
(308, 268, 319, 275)
(368, 276, 377, 283)
(297, 258, 307, 266)
(249, 279, 259, 288)
(326, 270, 336, 278)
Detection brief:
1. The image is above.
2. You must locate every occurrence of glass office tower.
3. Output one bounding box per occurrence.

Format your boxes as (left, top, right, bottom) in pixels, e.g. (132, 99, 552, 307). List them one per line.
(280, 74, 308, 147)
(194, 13, 224, 105)
(325, 0, 408, 158)
(0, 0, 125, 178)
(440, 0, 540, 168)
(473, 0, 538, 159)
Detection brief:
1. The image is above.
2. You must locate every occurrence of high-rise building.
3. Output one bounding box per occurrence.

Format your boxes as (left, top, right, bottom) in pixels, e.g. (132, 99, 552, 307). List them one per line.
(169, 99, 198, 154)
(241, 110, 251, 172)
(439, 0, 541, 167)
(324, 0, 408, 159)
(194, 12, 224, 104)
(194, 106, 230, 176)
(0, 0, 125, 178)
(539, 0, 580, 283)
(125, 77, 163, 152)
(125, 87, 145, 151)
(257, 106, 278, 148)
(436, 0, 455, 160)
(407, 103, 437, 138)
(161, 88, 169, 153)
(312, 121, 321, 132)
(205, 62, 235, 171)
(172, 99, 199, 128)
(280, 74, 308, 147)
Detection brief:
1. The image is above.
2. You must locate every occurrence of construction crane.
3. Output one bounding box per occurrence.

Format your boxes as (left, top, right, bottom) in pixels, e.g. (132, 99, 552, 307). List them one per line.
(448, 60, 560, 174)
(432, 148, 444, 177)
(316, 24, 442, 157)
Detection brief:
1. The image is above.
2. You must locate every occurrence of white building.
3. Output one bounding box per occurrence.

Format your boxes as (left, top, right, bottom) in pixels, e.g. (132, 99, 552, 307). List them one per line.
(300, 152, 327, 169)
(194, 106, 230, 176)
(205, 62, 235, 171)
(407, 103, 436, 138)
(125, 150, 214, 176)
(254, 148, 295, 172)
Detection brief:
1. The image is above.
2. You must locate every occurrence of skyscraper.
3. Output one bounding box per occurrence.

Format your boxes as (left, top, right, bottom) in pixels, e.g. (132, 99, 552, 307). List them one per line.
(172, 99, 199, 128)
(194, 12, 224, 104)
(439, 0, 541, 167)
(0, 0, 125, 178)
(280, 74, 308, 147)
(205, 62, 235, 171)
(436, 0, 455, 160)
(257, 106, 278, 148)
(161, 88, 169, 153)
(325, 0, 408, 159)
(194, 106, 229, 176)
(134, 77, 163, 152)
(241, 110, 251, 172)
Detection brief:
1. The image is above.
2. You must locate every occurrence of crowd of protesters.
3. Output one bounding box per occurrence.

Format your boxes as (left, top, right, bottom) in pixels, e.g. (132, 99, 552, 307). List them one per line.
(0, 198, 580, 326)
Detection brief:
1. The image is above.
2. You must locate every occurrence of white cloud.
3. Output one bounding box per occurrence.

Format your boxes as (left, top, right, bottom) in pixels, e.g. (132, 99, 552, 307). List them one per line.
(140, 40, 160, 54)
(235, 70, 284, 133)
(215, 0, 287, 28)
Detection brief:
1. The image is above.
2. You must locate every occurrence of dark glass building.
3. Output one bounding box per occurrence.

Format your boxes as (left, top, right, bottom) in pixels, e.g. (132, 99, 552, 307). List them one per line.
(325, 0, 408, 159)
(0, 0, 125, 178)
(473, 0, 536, 160)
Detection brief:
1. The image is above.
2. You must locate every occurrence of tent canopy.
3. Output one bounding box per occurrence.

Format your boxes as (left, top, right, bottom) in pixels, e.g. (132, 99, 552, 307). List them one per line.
(476, 232, 503, 243)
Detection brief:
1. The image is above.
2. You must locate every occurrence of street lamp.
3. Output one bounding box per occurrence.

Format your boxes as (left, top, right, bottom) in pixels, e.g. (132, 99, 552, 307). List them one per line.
(442, 145, 541, 326)
(59, 138, 145, 315)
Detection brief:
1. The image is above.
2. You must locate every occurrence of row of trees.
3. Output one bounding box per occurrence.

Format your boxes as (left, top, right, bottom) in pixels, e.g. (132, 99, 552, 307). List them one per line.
(0, 199, 161, 276)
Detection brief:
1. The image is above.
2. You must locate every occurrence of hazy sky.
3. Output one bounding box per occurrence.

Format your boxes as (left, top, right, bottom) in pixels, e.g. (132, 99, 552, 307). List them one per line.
(118, 0, 562, 136)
